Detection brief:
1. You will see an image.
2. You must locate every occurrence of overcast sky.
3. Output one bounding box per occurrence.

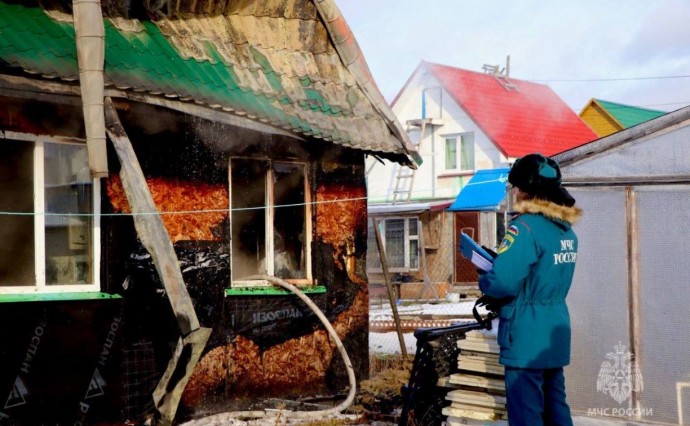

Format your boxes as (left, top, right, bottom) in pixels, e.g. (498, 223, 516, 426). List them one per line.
(339, 0, 690, 113)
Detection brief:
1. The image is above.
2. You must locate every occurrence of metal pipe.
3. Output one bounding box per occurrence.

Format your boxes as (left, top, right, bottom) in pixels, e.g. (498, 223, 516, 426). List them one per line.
(431, 125, 436, 198)
(73, 0, 108, 177)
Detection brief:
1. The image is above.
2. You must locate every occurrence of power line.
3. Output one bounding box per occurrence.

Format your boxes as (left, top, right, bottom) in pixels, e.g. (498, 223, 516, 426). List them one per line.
(532, 74, 690, 83)
(564, 100, 690, 112)
(0, 195, 371, 217)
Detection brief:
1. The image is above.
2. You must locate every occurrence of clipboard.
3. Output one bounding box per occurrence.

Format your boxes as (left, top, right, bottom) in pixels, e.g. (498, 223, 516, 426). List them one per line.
(459, 232, 494, 272)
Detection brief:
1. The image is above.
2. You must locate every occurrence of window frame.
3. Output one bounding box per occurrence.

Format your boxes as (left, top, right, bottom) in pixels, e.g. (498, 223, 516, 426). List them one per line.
(367, 216, 420, 273)
(443, 132, 475, 172)
(228, 157, 312, 287)
(0, 133, 101, 294)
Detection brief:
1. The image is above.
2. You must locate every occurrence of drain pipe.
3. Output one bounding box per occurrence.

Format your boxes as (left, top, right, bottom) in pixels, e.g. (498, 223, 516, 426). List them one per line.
(73, 0, 108, 177)
(182, 275, 357, 423)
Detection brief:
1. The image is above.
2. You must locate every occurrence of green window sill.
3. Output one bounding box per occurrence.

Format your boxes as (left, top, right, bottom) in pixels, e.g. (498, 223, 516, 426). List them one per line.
(0, 292, 122, 303)
(225, 285, 326, 297)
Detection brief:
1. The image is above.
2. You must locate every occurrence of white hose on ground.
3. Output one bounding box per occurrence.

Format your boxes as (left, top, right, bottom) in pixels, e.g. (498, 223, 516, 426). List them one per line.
(182, 275, 357, 424)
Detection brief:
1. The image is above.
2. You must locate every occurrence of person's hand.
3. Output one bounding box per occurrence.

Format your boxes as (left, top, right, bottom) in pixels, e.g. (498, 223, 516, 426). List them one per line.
(476, 294, 511, 313)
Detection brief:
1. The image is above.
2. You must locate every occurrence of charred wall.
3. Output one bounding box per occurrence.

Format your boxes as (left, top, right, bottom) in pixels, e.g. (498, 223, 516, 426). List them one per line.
(103, 103, 370, 420)
(0, 96, 372, 423)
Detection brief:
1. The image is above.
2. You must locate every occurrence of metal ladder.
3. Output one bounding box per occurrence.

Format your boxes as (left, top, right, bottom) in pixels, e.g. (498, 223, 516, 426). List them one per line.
(392, 119, 427, 203)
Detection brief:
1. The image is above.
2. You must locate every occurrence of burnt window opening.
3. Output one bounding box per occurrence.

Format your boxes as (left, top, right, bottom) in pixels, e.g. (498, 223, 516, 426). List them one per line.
(230, 159, 309, 286)
(0, 138, 99, 292)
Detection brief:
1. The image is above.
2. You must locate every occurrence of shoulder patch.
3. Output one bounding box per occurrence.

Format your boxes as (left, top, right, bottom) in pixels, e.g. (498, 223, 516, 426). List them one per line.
(507, 225, 519, 236)
(497, 234, 514, 254)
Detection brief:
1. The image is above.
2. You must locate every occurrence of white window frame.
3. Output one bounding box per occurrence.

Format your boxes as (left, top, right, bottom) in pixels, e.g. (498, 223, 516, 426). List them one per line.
(368, 217, 419, 273)
(229, 158, 312, 287)
(444, 132, 475, 172)
(0, 133, 101, 294)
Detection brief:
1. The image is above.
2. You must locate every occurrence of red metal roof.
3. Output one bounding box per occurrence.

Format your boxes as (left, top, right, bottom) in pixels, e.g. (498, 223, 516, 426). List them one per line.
(424, 62, 597, 157)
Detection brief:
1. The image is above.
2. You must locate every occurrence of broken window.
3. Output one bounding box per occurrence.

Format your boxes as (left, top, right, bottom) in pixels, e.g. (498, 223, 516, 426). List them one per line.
(0, 138, 99, 292)
(230, 159, 309, 286)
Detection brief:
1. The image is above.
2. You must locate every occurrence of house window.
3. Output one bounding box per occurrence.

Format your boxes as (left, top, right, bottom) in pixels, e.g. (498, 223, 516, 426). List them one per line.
(230, 159, 310, 286)
(445, 138, 458, 169)
(445, 133, 475, 171)
(0, 138, 99, 293)
(367, 217, 419, 272)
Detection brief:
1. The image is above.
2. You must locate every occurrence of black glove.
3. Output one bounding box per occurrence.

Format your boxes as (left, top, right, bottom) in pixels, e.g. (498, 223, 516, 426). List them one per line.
(473, 294, 512, 330)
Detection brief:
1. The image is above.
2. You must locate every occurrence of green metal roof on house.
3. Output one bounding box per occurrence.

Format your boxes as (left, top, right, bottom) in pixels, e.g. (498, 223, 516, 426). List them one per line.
(0, 0, 418, 164)
(595, 99, 666, 129)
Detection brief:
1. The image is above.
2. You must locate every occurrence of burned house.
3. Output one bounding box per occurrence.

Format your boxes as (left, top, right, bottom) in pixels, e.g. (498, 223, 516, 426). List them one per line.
(0, 0, 419, 423)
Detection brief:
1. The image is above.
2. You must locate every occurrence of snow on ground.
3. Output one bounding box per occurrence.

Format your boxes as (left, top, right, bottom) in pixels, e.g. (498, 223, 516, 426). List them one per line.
(369, 331, 419, 355)
(369, 299, 484, 354)
(369, 299, 481, 320)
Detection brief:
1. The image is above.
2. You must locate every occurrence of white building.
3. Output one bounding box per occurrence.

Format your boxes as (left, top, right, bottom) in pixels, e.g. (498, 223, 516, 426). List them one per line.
(366, 61, 596, 294)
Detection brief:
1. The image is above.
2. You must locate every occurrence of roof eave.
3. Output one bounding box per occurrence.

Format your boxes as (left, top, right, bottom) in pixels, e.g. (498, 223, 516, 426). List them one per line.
(554, 105, 690, 167)
(312, 0, 420, 167)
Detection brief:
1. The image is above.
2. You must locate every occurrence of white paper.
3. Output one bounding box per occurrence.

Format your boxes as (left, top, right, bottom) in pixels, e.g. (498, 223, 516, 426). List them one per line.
(489, 318, 499, 337)
(471, 251, 493, 272)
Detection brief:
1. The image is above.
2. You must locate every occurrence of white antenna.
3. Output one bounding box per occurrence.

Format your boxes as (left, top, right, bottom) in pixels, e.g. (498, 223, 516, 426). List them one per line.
(482, 55, 517, 92)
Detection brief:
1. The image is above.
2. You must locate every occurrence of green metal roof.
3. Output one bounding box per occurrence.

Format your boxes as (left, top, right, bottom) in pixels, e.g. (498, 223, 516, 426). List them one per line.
(0, 0, 415, 161)
(595, 99, 666, 129)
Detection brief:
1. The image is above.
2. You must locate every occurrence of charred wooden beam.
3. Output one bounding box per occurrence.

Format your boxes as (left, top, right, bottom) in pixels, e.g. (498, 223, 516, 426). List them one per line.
(153, 327, 212, 424)
(0, 73, 302, 141)
(104, 97, 209, 425)
(0, 73, 81, 103)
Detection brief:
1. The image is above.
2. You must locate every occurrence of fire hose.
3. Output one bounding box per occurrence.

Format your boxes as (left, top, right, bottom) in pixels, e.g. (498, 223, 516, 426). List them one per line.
(181, 275, 357, 424)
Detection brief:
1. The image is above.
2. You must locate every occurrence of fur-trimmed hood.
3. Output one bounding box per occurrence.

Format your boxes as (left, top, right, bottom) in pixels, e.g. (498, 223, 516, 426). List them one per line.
(513, 198, 582, 225)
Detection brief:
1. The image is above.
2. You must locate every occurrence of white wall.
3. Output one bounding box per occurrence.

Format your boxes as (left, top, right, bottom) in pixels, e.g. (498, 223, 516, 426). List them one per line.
(367, 67, 507, 203)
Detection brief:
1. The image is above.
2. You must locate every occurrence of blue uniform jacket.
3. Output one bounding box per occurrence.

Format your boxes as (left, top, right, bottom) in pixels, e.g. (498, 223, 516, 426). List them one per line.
(479, 199, 582, 369)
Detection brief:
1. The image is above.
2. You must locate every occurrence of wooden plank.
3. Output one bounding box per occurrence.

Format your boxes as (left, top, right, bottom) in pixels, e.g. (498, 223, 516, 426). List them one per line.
(153, 327, 212, 424)
(465, 330, 497, 340)
(105, 97, 199, 335)
(460, 350, 500, 364)
(458, 360, 505, 376)
(449, 374, 505, 392)
(458, 339, 501, 354)
(372, 218, 407, 358)
(446, 417, 508, 426)
(437, 376, 460, 388)
(446, 389, 507, 407)
(626, 187, 643, 413)
(442, 406, 504, 421)
(447, 402, 507, 415)
(104, 97, 210, 425)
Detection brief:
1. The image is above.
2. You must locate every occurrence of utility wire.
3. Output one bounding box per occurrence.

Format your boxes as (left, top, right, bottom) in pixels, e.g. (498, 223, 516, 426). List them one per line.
(532, 74, 690, 83)
(0, 180, 468, 217)
(0, 195, 371, 217)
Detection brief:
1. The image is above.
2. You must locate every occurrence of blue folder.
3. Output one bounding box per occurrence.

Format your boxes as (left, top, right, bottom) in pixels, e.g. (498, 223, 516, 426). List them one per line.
(459, 232, 494, 271)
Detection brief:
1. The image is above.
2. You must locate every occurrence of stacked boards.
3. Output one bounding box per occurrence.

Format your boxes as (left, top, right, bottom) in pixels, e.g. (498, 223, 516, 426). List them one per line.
(442, 330, 508, 424)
